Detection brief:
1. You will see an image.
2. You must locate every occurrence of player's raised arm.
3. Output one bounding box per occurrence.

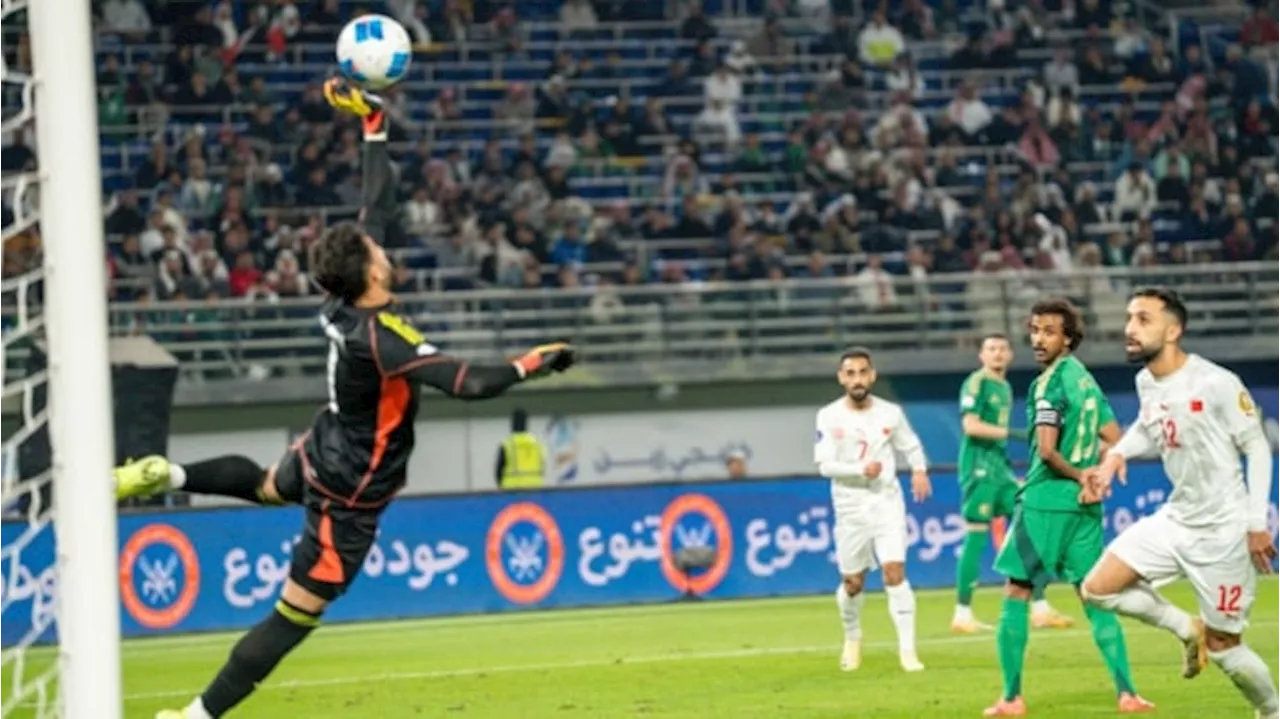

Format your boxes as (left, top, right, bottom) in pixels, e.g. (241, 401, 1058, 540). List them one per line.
(369, 312, 574, 400)
(814, 411, 865, 479)
(323, 78, 396, 246)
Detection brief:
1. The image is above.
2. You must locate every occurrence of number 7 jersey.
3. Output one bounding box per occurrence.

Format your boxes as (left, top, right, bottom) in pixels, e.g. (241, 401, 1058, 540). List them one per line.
(1024, 355, 1117, 516)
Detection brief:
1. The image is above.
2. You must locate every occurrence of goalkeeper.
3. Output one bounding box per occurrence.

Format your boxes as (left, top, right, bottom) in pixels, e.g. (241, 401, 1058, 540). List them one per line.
(114, 80, 576, 719)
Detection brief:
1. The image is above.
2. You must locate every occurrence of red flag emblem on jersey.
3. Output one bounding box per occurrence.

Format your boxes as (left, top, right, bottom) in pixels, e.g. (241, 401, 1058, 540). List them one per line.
(1190, 399, 1204, 413)
(883, 427, 892, 436)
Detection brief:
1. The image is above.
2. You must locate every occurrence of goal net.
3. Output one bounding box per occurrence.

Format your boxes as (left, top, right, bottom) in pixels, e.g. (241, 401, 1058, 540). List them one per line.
(2, 0, 122, 716)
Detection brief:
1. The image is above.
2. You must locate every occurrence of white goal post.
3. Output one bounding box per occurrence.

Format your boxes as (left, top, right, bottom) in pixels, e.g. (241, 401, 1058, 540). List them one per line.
(2, 0, 123, 715)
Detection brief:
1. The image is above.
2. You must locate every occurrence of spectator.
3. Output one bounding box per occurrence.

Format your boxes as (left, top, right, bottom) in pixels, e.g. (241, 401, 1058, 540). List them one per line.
(495, 83, 536, 135)
(100, 0, 152, 37)
(1113, 162, 1158, 221)
(559, 0, 598, 33)
(854, 253, 899, 310)
(946, 82, 994, 142)
(885, 54, 925, 99)
(679, 3, 717, 42)
(1112, 17, 1149, 62)
(858, 9, 906, 67)
(1018, 120, 1060, 169)
(1078, 45, 1114, 86)
(1240, 4, 1279, 47)
(724, 40, 759, 78)
(704, 62, 743, 106)
(693, 98, 741, 145)
(747, 16, 793, 68)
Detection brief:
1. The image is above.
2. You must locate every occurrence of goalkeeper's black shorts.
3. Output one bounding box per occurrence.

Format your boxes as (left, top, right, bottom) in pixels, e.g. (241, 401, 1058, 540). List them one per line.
(274, 444, 380, 601)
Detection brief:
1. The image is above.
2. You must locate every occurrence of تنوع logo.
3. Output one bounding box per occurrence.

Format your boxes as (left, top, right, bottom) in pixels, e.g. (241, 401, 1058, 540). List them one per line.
(485, 502, 564, 605)
(658, 493, 733, 596)
(119, 523, 200, 630)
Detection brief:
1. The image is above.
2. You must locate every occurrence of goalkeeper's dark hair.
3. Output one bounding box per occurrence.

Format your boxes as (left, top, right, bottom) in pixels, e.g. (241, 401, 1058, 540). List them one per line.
(1029, 297, 1085, 349)
(312, 221, 370, 303)
(1131, 286, 1188, 329)
(839, 346, 874, 366)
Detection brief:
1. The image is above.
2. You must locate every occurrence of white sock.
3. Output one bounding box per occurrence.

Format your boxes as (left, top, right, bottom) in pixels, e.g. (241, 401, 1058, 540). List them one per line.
(1210, 645, 1280, 714)
(183, 697, 213, 719)
(1087, 583, 1193, 641)
(1032, 599, 1053, 615)
(954, 604, 973, 622)
(169, 462, 187, 489)
(835, 584, 863, 640)
(885, 581, 917, 653)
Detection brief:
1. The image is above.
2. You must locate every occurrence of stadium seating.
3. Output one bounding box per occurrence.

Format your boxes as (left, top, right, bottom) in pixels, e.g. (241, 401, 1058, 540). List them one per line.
(1, 0, 1277, 383)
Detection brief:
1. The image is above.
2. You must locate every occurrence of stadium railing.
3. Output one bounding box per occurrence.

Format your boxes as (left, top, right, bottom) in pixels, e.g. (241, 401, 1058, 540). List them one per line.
(11, 262, 1265, 383)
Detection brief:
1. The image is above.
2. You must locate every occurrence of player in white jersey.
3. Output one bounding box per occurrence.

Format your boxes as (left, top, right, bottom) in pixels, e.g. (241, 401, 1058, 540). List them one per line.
(814, 347, 933, 673)
(1079, 288, 1279, 719)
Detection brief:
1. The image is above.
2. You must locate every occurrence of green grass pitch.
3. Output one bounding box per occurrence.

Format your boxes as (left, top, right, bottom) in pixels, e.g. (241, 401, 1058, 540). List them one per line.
(13, 579, 1280, 717)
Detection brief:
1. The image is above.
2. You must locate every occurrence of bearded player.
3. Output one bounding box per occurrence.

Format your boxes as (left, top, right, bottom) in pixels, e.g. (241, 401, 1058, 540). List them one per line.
(113, 81, 576, 719)
(984, 299, 1153, 717)
(1079, 288, 1278, 719)
(952, 333, 1073, 633)
(814, 347, 933, 673)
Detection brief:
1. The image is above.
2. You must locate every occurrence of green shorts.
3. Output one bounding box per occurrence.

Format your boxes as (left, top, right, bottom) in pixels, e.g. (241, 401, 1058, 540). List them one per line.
(993, 506, 1104, 588)
(961, 479, 1019, 523)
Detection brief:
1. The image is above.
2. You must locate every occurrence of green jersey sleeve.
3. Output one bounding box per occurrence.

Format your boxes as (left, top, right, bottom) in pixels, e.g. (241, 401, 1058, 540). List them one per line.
(960, 371, 987, 417)
(1032, 372, 1066, 428)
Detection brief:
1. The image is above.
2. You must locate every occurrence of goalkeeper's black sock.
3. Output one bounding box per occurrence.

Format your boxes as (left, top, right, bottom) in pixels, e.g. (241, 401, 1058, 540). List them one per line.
(178, 455, 268, 504)
(199, 600, 319, 717)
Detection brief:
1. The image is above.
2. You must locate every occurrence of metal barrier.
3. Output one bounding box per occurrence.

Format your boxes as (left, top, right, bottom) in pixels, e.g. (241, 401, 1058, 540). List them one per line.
(5, 263, 1270, 384)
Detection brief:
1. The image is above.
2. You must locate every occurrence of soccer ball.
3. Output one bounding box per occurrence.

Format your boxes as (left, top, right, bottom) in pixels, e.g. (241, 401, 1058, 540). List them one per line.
(336, 14, 412, 90)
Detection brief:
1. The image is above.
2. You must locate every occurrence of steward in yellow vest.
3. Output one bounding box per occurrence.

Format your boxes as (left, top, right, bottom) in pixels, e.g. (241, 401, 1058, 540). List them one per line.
(496, 409, 545, 489)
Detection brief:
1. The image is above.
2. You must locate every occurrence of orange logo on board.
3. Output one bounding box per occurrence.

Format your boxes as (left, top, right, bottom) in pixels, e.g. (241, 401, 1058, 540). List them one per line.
(119, 524, 200, 630)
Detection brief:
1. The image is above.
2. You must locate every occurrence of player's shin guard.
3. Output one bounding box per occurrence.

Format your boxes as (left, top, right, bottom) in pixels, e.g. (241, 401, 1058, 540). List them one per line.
(1210, 645, 1280, 715)
(836, 584, 864, 640)
(179, 456, 270, 504)
(956, 530, 986, 607)
(885, 581, 918, 653)
(996, 597, 1030, 701)
(1083, 582, 1194, 640)
(199, 599, 320, 716)
(1083, 603, 1138, 696)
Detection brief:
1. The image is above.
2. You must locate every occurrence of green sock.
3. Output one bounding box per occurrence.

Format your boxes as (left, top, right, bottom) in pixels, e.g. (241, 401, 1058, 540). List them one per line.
(956, 530, 987, 606)
(996, 597, 1030, 701)
(1030, 583, 1046, 602)
(1084, 603, 1137, 696)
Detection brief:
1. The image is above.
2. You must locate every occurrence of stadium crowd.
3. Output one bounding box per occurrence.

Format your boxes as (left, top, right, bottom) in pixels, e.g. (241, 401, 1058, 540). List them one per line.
(1, 0, 1277, 320)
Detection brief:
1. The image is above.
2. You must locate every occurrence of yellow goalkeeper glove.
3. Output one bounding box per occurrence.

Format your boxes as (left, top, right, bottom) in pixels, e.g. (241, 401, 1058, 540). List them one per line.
(322, 77, 387, 139)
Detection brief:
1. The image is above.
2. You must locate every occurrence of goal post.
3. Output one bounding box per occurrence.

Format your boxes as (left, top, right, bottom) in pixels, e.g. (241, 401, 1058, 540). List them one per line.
(4, 0, 123, 715)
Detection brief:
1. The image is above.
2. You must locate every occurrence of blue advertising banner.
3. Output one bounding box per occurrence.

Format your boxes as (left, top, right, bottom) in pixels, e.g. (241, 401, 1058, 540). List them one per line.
(4, 461, 1278, 645)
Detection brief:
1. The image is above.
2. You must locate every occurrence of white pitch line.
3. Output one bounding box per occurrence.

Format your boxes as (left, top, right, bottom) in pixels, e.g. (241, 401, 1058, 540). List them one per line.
(121, 620, 1280, 704)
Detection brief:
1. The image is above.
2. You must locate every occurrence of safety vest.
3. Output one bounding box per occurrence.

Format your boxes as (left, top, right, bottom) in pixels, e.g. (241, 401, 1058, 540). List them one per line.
(501, 433, 545, 489)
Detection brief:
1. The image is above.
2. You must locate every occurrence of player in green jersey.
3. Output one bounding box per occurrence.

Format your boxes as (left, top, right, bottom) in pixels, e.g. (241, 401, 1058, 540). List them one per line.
(985, 299, 1155, 717)
(951, 334, 1073, 634)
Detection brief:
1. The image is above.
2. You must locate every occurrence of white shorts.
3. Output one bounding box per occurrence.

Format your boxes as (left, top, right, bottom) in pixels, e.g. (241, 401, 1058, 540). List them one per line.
(834, 493, 907, 576)
(1107, 511, 1256, 633)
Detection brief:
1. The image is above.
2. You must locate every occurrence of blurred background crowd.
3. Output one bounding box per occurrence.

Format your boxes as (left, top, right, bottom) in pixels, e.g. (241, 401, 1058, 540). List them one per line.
(0, 0, 1276, 342)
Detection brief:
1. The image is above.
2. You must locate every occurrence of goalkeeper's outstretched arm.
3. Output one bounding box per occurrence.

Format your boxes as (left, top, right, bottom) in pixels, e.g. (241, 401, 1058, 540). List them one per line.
(322, 78, 396, 246)
(361, 120, 396, 247)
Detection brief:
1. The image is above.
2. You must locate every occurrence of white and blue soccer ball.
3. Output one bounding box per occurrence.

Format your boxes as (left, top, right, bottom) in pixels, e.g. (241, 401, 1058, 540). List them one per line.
(336, 14, 412, 90)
